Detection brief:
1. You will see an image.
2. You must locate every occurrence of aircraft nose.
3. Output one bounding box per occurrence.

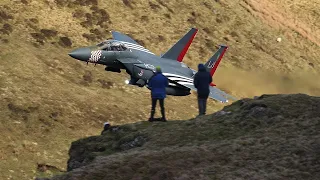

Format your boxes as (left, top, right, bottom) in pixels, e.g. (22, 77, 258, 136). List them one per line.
(68, 48, 91, 61)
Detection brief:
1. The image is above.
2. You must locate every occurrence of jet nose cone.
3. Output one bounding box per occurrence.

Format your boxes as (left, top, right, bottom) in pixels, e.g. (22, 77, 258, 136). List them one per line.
(68, 48, 91, 61)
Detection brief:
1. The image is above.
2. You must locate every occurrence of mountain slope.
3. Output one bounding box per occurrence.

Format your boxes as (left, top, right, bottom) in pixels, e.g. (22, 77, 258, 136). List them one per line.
(0, 0, 319, 179)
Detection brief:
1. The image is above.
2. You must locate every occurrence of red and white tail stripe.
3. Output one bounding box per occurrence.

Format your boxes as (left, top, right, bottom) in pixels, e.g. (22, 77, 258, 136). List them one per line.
(88, 50, 102, 63)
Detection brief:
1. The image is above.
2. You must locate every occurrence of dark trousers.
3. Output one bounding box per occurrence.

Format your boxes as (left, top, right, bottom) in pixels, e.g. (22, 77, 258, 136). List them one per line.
(198, 98, 207, 115)
(150, 98, 165, 119)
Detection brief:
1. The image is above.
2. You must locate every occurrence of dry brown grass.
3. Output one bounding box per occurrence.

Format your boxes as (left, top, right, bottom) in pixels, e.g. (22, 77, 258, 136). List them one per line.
(0, 0, 319, 179)
(244, 0, 320, 46)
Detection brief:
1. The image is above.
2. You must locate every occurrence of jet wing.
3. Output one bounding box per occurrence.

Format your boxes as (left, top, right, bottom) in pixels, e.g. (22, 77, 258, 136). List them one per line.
(181, 83, 229, 103)
(210, 86, 238, 101)
(162, 73, 232, 103)
(111, 31, 155, 55)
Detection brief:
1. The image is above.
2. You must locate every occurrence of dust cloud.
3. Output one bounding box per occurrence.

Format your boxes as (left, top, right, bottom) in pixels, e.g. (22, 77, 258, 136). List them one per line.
(215, 66, 320, 99)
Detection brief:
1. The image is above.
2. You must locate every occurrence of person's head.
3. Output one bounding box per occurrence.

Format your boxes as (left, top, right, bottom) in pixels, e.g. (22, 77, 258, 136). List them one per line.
(104, 122, 110, 127)
(156, 66, 161, 73)
(198, 63, 206, 72)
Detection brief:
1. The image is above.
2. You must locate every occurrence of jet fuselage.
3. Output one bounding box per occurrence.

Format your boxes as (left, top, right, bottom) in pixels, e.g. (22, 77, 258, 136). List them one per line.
(69, 41, 195, 96)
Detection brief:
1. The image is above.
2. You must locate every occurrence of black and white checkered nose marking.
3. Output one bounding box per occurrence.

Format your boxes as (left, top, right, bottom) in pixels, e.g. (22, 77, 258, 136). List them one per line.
(88, 50, 102, 63)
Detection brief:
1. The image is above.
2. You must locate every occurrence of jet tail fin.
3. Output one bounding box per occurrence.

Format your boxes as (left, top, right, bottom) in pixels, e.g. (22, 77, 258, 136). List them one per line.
(205, 45, 228, 77)
(204, 45, 228, 86)
(161, 28, 198, 62)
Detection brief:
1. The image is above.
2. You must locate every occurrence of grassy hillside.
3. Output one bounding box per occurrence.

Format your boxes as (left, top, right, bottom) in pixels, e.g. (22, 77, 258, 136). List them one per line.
(0, 0, 319, 179)
(40, 94, 320, 179)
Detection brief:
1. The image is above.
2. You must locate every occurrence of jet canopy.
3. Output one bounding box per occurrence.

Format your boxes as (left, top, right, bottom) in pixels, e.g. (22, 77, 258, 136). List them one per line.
(96, 40, 127, 51)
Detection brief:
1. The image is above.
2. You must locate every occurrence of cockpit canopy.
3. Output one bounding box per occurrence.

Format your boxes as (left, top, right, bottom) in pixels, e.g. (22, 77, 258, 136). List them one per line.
(96, 40, 127, 51)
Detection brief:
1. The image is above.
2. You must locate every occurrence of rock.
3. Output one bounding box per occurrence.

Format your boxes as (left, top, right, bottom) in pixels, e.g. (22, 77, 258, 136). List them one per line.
(277, 37, 282, 42)
(119, 136, 147, 151)
(248, 106, 268, 118)
(214, 110, 232, 117)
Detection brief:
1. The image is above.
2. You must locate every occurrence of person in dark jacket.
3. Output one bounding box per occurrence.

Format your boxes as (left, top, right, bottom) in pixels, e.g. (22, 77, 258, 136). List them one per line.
(193, 63, 212, 116)
(101, 122, 110, 135)
(147, 66, 169, 122)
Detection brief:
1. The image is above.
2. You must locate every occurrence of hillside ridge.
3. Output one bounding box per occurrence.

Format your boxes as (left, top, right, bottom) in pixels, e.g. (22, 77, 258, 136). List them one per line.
(39, 93, 320, 180)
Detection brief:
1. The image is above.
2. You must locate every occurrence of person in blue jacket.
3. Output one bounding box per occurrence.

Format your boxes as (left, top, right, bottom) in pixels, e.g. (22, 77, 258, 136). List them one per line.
(193, 63, 212, 116)
(147, 66, 169, 122)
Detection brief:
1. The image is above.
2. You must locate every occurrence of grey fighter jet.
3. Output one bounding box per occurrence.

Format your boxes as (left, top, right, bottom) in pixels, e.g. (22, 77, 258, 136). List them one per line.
(68, 28, 235, 103)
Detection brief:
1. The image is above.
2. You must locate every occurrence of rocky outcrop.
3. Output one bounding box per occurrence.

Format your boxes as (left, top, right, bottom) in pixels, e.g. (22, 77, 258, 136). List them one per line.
(67, 126, 148, 171)
(41, 94, 320, 180)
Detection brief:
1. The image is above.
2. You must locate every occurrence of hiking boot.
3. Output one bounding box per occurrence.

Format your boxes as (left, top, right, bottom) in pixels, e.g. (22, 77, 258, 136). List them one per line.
(149, 110, 155, 122)
(160, 117, 167, 122)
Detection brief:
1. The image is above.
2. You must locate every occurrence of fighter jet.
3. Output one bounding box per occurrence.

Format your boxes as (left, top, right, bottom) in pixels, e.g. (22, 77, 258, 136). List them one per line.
(68, 28, 235, 103)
